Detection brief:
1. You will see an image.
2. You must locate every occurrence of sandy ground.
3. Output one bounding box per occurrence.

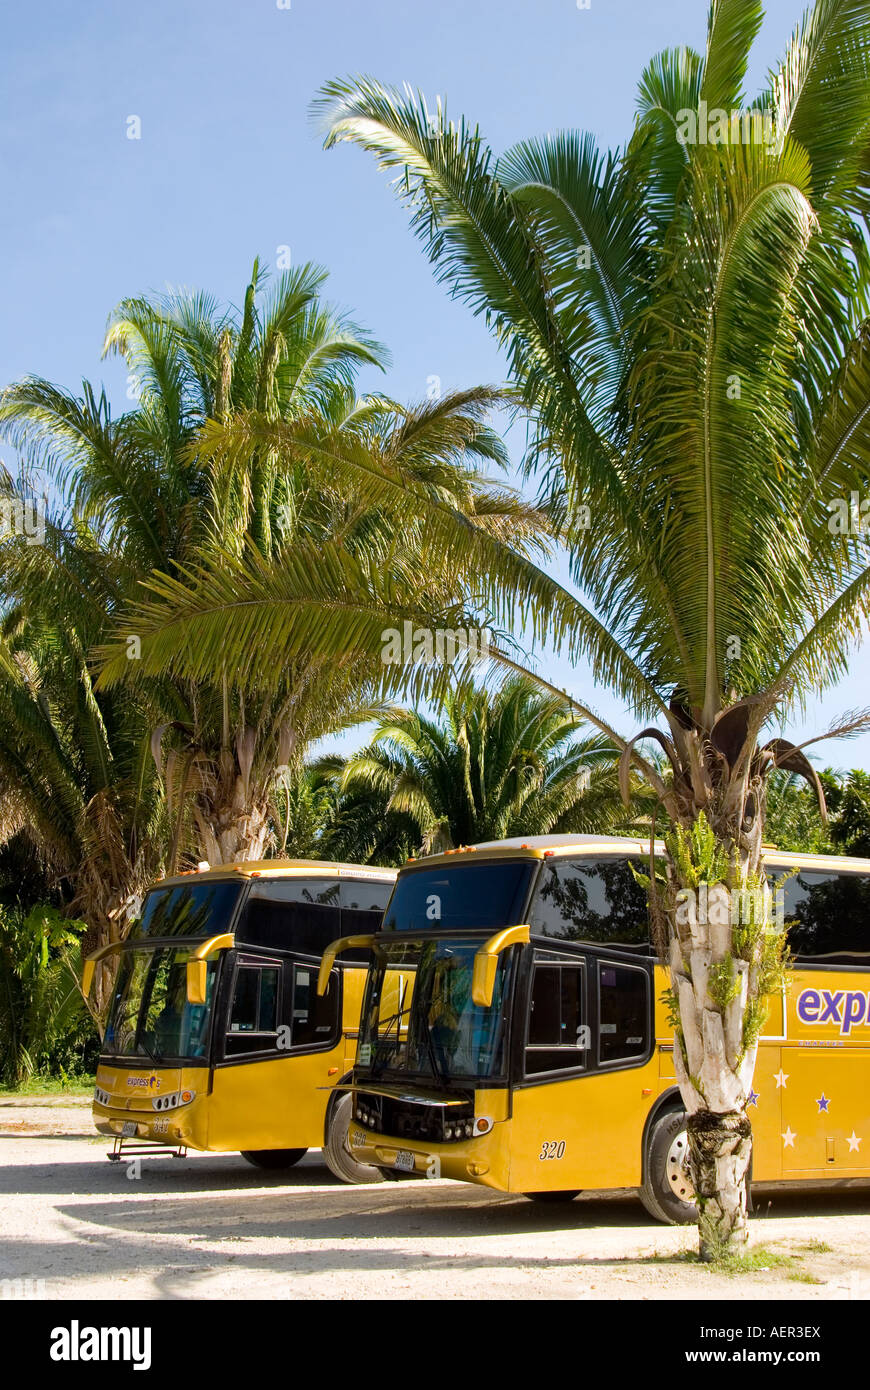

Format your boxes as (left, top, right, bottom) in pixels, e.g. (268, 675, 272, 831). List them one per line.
(2, 1096, 870, 1300)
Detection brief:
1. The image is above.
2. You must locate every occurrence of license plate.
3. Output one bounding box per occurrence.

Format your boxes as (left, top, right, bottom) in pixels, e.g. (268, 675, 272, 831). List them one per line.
(121, 1121, 137, 1137)
(393, 1150, 415, 1173)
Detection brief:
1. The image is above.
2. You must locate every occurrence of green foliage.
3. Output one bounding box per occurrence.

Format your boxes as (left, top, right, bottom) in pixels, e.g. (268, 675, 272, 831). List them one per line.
(297, 8, 870, 773)
(316, 676, 647, 855)
(825, 769, 870, 858)
(765, 769, 834, 853)
(737, 870, 792, 1053)
(707, 955, 741, 1011)
(666, 812, 731, 889)
(661, 985, 681, 1032)
(0, 905, 99, 1086)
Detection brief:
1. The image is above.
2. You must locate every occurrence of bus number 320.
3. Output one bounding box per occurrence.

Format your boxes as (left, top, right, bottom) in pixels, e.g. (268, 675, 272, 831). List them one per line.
(539, 1140, 566, 1160)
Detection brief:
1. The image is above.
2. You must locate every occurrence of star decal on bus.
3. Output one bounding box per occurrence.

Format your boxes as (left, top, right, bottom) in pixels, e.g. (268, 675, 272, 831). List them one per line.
(847, 1132, 862, 1153)
(782, 1127, 797, 1148)
(746, 1089, 759, 1107)
(816, 1094, 830, 1112)
(774, 1069, 789, 1088)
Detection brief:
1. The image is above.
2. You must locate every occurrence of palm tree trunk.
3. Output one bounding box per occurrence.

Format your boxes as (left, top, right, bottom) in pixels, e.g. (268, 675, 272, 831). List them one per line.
(194, 796, 272, 865)
(688, 1111, 753, 1259)
(665, 805, 773, 1259)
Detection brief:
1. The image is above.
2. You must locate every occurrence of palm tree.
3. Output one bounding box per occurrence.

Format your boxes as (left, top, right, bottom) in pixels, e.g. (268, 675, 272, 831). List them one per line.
(4, 263, 544, 876)
(93, 2, 870, 1255)
(318, 676, 642, 854)
(268, 762, 419, 867)
(824, 769, 870, 856)
(0, 462, 165, 1000)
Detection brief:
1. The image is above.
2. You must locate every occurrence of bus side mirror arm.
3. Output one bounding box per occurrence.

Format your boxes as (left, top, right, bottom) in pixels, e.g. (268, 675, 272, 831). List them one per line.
(471, 925, 530, 1007)
(81, 941, 124, 998)
(317, 935, 378, 996)
(186, 932, 235, 1005)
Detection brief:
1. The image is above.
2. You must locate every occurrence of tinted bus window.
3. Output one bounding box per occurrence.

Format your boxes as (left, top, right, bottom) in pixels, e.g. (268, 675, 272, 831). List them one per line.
(104, 948, 216, 1060)
(226, 963, 282, 1056)
(340, 877, 393, 937)
(239, 879, 341, 954)
(529, 858, 650, 950)
(526, 960, 587, 1076)
(779, 871, 870, 964)
(383, 861, 535, 932)
(598, 961, 649, 1064)
(290, 963, 340, 1048)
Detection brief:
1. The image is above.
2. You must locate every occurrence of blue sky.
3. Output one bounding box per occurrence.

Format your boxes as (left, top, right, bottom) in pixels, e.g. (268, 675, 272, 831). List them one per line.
(2, 0, 869, 770)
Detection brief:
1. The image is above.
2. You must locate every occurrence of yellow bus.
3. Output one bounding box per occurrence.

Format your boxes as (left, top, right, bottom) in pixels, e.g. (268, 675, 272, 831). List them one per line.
(322, 835, 870, 1220)
(86, 859, 396, 1181)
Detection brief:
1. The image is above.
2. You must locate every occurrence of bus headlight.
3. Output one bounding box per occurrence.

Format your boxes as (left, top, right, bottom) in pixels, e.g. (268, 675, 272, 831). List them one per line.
(474, 1116, 493, 1135)
(152, 1090, 196, 1112)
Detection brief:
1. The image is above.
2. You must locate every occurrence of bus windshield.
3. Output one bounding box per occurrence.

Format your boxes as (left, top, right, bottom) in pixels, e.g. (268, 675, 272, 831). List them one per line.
(127, 880, 243, 940)
(383, 859, 535, 932)
(358, 936, 515, 1083)
(103, 947, 217, 1061)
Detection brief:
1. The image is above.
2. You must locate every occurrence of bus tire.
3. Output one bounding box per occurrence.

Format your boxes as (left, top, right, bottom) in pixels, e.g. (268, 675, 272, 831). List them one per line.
(324, 1093, 386, 1185)
(240, 1148, 307, 1170)
(639, 1108, 697, 1225)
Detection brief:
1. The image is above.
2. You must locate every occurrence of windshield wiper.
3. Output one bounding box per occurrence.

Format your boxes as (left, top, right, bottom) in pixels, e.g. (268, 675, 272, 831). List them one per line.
(422, 1017, 445, 1085)
(369, 1005, 410, 1078)
(133, 1025, 163, 1067)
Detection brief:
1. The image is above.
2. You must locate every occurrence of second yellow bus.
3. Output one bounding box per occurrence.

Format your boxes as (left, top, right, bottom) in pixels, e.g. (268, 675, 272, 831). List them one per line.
(324, 835, 870, 1219)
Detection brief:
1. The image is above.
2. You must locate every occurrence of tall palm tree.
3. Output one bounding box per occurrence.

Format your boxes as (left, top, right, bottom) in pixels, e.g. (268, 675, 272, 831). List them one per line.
(318, 677, 642, 854)
(4, 263, 544, 876)
(101, 2, 870, 1254)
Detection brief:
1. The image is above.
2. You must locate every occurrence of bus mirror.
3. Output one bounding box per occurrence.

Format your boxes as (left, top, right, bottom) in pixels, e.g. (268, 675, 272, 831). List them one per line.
(184, 932, 234, 1004)
(317, 934, 378, 996)
(187, 959, 208, 1006)
(471, 925, 530, 1007)
(81, 940, 123, 998)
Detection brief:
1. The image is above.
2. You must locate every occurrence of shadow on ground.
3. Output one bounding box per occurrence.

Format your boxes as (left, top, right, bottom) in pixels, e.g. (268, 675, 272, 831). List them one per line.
(3, 1139, 870, 1299)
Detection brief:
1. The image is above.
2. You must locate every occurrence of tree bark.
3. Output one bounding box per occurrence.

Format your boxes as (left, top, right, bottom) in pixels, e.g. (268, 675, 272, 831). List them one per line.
(662, 792, 774, 1256)
(687, 1110, 752, 1259)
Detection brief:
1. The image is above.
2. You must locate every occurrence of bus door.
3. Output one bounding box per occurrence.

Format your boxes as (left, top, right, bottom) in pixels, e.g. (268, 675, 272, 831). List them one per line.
(206, 946, 343, 1152)
(508, 942, 656, 1192)
(507, 854, 658, 1193)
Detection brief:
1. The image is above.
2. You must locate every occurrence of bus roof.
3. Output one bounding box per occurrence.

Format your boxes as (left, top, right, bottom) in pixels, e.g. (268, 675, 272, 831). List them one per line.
(400, 834, 870, 876)
(155, 859, 398, 889)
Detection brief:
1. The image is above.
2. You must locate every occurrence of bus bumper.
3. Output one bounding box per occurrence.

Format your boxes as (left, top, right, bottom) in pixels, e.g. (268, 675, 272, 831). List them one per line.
(347, 1121, 511, 1190)
(92, 1064, 210, 1150)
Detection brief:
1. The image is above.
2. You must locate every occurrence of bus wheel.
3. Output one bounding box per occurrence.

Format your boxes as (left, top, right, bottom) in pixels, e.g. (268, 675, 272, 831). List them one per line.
(240, 1148, 308, 1170)
(324, 1093, 386, 1185)
(524, 1191, 581, 1202)
(639, 1109, 697, 1225)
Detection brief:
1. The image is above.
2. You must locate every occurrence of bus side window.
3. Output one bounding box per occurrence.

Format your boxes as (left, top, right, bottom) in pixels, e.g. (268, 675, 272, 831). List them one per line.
(226, 964, 281, 1055)
(773, 870, 870, 964)
(339, 878, 393, 951)
(525, 961, 587, 1076)
(597, 961, 649, 1065)
(287, 964, 340, 1049)
(529, 858, 650, 951)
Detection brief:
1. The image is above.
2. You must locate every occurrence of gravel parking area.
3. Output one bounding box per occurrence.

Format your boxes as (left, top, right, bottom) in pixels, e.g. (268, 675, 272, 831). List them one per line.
(2, 1097, 870, 1300)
